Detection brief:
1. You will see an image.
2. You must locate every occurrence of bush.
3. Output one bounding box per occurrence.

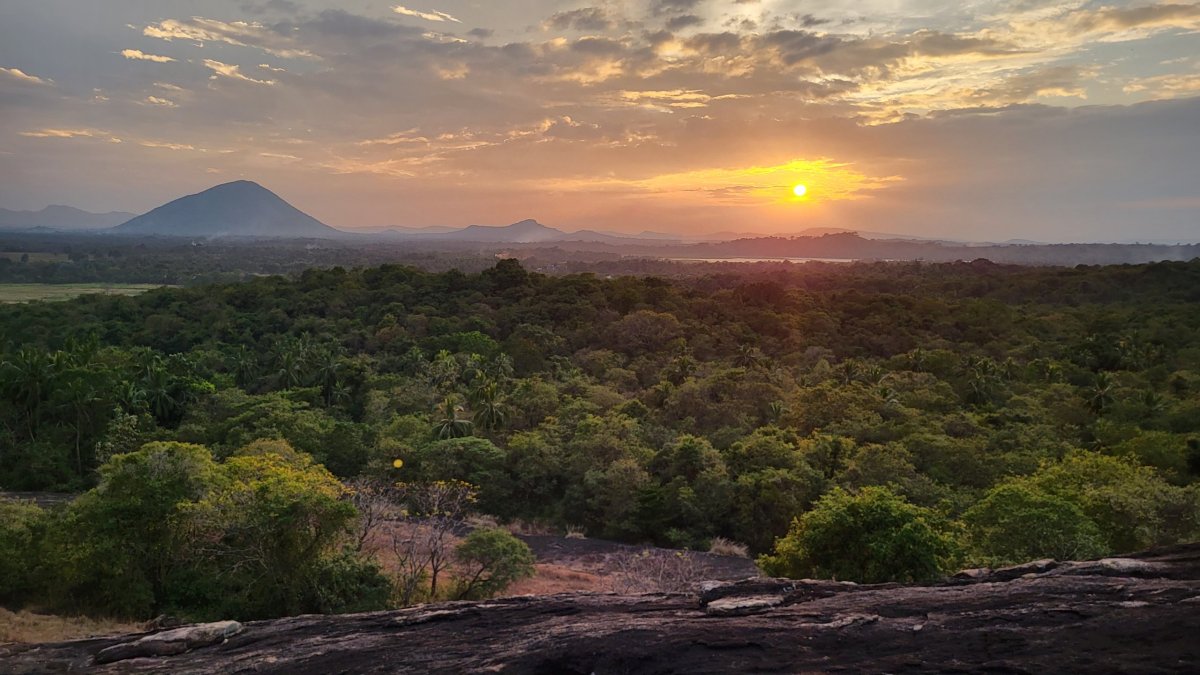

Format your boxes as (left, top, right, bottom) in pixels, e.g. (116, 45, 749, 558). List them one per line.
(308, 552, 393, 614)
(1027, 451, 1197, 552)
(963, 482, 1108, 565)
(452, 529, 535, 600)
(707, 537, 749, 558)
(0, 501, 48, 605)
(48, 442, 221, 618)
(759, 486, 962, 583)
(30, 440, 389, 621)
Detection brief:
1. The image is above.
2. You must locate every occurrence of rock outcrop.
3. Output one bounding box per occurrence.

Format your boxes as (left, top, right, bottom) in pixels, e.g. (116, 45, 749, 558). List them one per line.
(3, 544, 1198, 674)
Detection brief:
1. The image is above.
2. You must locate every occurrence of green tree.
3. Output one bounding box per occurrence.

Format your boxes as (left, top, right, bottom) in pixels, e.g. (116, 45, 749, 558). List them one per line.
(0, 500, 48, 605)
(759, 486, 962, 583)
(51, 442, 221, 617)
(452, 528, 535, 600)
(963, 482, 1108, 565)
(187, 442, 367, 618)
(1026, 451, 1196, 553)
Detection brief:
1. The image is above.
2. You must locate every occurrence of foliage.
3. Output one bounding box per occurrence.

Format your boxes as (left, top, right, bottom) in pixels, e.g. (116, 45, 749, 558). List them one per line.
(962, 482, 1108, 565)
(452, 528, 535, 600)
(0, 501, 49, 605)
(23, 441, 388, 621)
(759, 487, 962, 583)
(3, 257, 1200, 612)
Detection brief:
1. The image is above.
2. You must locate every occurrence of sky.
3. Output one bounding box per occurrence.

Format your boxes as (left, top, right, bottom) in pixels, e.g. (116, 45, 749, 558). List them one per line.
(1, 0, 1198, 241)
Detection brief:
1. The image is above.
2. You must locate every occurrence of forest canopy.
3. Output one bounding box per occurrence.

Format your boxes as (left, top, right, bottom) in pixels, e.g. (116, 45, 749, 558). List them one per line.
(2, 257, 1199, 611)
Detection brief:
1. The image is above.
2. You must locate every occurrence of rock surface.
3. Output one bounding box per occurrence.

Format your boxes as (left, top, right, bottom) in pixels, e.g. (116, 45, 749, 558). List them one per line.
(3, 544, 1198, 674)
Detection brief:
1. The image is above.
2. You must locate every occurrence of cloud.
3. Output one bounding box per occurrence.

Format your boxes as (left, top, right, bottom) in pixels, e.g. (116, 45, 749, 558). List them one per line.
(610, 89, 746, 111)
(144, 96, 178, 107)
(143, 17, 315, 59)
(1124, 73, 1200, 98)
(1, 66, 51, 85)
(652, 0, 702, 16)
(393, 5, 461, 23)
(140, 140, 197, 151)
(20, 128, 120, 142)
(666, 14, 704, 31)
(545, 8, 614, 32)
(306, 9, 410, 38)
(1072, 3, 1200, 34)
(202, 59, 275, 84)
(121, 49, 175, 63)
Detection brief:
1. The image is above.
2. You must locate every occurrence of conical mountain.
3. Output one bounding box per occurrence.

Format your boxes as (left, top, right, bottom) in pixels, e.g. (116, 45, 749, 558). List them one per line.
(113, 180, 338, 238)
(448, 218, 563, 243)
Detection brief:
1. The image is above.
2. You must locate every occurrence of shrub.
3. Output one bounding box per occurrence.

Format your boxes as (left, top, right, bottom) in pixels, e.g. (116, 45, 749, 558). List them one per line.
(963, 482, 1108, 565)
(452, 528, 535, 600)
(758, 486, 962, 583)
(707, 537, 749, 558)
(32, 440, 389, 621)
(0, 501, 48, 604)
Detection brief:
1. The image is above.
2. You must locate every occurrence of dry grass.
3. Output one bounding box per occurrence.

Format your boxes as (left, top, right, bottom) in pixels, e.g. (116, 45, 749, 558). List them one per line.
(564, 525, 587, 539)
(505, 564, 611, 595)
(708, 537, 750, 558)
(0, 283, 163, 304)
(0, 608, 142, 644)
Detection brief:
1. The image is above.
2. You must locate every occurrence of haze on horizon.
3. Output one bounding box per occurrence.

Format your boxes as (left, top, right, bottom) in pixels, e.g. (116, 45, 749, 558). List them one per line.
(1, 0, 1198, 242)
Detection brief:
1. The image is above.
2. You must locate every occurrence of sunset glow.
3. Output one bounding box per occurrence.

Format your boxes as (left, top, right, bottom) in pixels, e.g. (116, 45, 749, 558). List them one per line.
(1, 1, 1198, 241)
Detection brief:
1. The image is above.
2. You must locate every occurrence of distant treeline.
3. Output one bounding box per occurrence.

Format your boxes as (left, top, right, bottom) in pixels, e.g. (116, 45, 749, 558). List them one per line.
(2, 232, 1197, 286)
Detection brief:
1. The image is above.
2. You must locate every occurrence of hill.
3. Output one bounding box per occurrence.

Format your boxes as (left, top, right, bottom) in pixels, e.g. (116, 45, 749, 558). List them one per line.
(112, 181, 338, 238)
(0, 206, 136, 231)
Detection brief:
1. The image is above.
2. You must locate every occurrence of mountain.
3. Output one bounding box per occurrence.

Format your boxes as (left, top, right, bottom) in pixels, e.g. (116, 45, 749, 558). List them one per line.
(0, 205, 137, 231)
(113, 181, 339, 238)
(443, 219, 563, 243)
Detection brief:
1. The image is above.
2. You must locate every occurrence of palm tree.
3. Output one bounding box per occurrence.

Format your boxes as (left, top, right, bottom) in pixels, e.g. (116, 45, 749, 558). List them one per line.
(1, 348, 54, 438)
(310, 349, 344, 405)
(470, 380, 507, 432)
(141, 366, 179, 424)
(734, 344, 766, 370)
(273, 346, 305, 390)
(433, 395, 473, 440)
(1088, 372, 1114, 416)
(57, 375, 101, 475)
(230, 345, 259, 390)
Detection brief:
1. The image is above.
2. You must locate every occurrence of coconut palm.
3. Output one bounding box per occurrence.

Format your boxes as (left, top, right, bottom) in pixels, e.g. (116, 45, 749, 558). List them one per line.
(433, 395, 473, 439)
(470, 380, 508, 432)
(1, 347, 54, 438)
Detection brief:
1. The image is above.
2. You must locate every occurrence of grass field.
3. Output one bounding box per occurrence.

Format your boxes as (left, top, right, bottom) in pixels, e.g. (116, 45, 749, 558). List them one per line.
(0, 283, 163, 303)
(0, 251, 70, 262)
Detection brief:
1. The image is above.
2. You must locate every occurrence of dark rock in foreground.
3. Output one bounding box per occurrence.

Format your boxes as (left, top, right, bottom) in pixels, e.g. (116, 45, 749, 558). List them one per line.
(4, 545, 1199, 674)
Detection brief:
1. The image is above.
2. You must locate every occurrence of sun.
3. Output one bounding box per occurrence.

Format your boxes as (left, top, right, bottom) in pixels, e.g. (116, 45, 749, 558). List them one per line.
(792, 184, 808, 197)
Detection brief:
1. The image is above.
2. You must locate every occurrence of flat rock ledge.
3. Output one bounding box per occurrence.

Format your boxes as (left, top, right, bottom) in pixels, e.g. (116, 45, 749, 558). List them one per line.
(3, 544, 1199, 674)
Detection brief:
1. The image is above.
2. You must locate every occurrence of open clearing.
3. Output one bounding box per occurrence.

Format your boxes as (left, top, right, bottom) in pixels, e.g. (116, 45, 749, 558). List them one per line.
(0, 283, 162, 303)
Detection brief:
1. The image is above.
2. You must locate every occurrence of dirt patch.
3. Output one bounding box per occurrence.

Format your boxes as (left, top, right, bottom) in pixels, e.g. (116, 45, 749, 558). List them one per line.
(514, 534, 760, 581)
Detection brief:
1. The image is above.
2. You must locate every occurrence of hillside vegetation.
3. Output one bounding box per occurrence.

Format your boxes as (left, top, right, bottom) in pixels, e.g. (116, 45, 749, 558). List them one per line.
(2, 258, 1199, 620)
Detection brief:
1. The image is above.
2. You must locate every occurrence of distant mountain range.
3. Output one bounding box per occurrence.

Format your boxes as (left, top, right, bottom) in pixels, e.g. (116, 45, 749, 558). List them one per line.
(0, 205, 136, 231)
(113, 181, 339, 238)
(3, 180, 1197, 266)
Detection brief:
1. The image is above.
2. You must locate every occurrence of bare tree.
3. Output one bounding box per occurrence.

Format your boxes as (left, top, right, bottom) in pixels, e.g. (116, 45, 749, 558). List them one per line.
(389, 480, 477, 603)
(346, 477, 398, 554)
